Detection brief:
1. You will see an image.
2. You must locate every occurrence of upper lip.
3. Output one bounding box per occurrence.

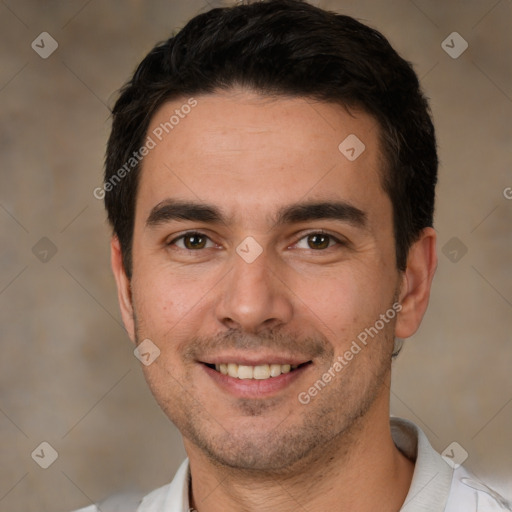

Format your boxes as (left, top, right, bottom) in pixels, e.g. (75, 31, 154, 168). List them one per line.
(200, 353, 312, 366)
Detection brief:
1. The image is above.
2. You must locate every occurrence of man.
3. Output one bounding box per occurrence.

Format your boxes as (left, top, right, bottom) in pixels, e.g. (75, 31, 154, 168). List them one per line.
(80, 0, 511, 510)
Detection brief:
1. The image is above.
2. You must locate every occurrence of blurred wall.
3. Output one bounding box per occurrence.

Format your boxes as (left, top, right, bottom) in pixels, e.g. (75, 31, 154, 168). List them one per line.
(0, 1, 510, 510)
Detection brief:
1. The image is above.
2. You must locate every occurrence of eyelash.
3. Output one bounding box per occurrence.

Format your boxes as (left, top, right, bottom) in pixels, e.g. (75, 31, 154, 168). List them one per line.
(293, 230, 344, 250)
(167, 230, 345, 251)
(168, 231, 218, 250)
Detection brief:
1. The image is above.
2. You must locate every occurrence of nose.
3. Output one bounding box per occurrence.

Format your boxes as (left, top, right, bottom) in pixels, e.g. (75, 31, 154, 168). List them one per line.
(214, 247, 294, 334)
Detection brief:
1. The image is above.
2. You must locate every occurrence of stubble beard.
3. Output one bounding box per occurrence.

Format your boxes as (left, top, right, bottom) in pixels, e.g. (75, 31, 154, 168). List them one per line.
(135, 319, 395, 476)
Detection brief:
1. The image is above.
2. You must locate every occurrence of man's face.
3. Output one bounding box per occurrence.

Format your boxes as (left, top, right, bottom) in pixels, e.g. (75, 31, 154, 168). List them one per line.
(118, 90, 405, 471)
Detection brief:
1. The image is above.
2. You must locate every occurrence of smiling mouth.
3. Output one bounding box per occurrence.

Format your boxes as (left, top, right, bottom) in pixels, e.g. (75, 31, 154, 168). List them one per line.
(203, 362, 311, 380)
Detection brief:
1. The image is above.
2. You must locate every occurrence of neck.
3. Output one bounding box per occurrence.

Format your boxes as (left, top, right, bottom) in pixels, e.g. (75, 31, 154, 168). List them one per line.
(185, 398, 414, 512)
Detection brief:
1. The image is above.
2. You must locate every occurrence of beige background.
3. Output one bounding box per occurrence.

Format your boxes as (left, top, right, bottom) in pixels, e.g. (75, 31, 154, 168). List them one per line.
(0, 1, 511, 510)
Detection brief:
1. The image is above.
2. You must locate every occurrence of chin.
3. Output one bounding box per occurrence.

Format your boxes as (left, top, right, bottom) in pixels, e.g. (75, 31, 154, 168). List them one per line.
(204, 435, 313, 472)
(184, 415, 339, 474)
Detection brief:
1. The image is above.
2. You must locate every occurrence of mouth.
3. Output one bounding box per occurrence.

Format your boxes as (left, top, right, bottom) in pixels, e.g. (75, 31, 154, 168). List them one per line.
(198, 353, 314, 398)
(203, 362, 311, 380)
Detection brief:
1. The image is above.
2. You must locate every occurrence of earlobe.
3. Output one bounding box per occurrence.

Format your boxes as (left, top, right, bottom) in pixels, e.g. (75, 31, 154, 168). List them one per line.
(395, 227, 437, 339)
(110, 236, 136, 343)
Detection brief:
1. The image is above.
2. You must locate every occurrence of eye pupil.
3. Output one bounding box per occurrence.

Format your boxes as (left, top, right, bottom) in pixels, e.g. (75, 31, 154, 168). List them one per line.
(307, 234, 330, 250)
(184, 234, 206, 249)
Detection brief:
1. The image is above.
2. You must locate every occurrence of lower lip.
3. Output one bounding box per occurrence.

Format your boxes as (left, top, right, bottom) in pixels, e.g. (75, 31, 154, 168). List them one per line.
(202, 364, 310, 398)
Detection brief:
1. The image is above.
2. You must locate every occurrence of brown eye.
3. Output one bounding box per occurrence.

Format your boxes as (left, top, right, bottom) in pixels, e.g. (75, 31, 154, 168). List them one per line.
(307, 233, 331, 250)
(170, 232, 214, 250)
(183, 233, 207, 250)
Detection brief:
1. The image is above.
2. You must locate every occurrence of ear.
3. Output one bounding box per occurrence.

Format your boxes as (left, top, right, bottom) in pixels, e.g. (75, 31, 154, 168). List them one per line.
(111, 236, 136, 343)
(395, 227, 437, 339)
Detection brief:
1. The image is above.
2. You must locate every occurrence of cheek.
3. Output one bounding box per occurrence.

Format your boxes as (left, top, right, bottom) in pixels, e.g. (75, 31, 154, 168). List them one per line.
(131, 263, 223, 347)
(291, 270, 365, 330)
(291, 266, 394, 343)
(131, 273, 180, 336)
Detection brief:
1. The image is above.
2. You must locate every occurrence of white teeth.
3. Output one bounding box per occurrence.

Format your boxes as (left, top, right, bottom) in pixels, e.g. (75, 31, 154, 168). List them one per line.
(253, 364, 270, 380)
(238, 365, 253, 379)
(227, 363, 238, 378)
(269, 364, 282, 377)
(212, 363, 300, 379)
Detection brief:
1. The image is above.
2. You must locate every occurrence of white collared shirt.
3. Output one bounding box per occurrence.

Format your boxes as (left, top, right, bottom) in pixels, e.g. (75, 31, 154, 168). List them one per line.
(73, 417, 511, 512)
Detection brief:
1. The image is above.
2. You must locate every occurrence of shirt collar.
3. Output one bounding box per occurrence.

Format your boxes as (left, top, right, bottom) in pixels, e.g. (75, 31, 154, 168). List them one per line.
(137, 457, 190, 512)
(391, 417, 454, 512)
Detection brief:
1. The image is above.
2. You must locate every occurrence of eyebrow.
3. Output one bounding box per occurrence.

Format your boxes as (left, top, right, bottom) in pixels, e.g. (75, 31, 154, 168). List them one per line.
(146, 200, 223, 227)
(145, 199, 367, 229)
(273, 201, 367, 229)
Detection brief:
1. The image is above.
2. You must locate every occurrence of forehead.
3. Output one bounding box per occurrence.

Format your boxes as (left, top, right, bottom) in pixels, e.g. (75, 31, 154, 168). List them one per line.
(136, 89, 389, 227)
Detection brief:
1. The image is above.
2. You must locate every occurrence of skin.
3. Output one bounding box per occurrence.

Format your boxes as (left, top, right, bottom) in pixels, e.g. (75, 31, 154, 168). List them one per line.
(111, 88, 437, 512)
